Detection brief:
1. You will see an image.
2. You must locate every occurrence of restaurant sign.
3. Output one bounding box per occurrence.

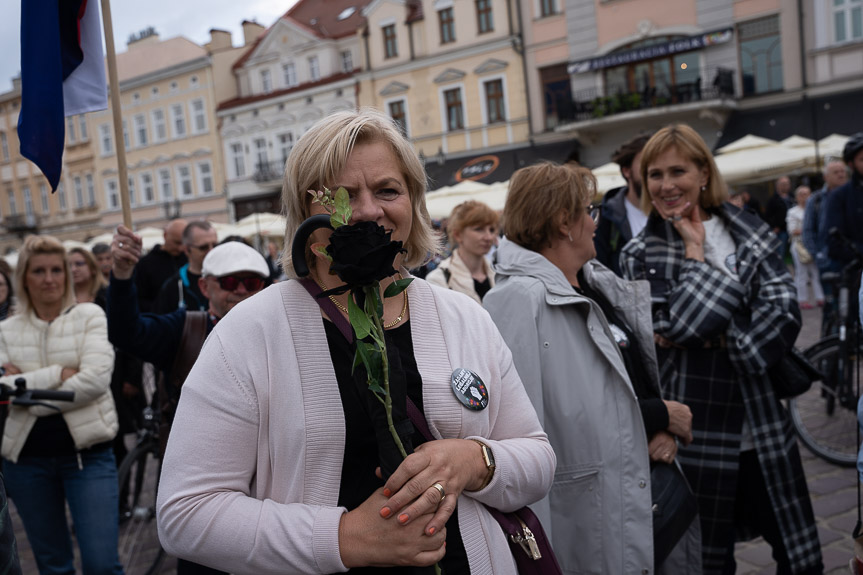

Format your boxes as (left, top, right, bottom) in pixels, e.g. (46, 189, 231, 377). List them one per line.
(456, 155, 500, 182)
(568, 28, 733, 74)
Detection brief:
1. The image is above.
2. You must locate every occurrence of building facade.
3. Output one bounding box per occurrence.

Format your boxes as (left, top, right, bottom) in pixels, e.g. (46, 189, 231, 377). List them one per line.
(218, 1, 366, 221)
(0, 78, 100, 255)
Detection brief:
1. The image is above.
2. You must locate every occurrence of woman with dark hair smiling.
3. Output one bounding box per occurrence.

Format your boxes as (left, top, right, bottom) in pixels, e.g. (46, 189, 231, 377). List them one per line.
(156, 109, 555, 574)
(621, 124, 821, 574)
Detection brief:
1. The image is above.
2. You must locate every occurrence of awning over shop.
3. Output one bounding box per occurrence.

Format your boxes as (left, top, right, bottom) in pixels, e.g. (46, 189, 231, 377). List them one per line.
(423, 140, 578, 191)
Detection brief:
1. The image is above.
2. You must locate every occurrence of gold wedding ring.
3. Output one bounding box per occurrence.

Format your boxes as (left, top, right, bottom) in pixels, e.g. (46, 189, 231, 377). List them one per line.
(430, 482, 445, 502)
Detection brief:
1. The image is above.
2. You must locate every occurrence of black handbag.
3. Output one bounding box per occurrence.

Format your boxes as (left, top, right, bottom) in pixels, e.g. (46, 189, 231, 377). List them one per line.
(768, 346, 823, 399)
(651, 461, 698, 567)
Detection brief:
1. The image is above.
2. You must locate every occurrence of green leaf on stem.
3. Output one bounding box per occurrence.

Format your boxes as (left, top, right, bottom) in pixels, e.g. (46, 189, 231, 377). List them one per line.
(384, 277, 413, 298)
(313, 244, 333, 263)
(348, 295, 372, 340)
(332, 186, 351, 227)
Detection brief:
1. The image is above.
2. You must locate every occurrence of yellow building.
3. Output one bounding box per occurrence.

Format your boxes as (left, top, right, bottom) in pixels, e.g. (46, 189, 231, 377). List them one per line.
(357, 0, 576, 188)
(0, 78, 100, 254)
(93, 27, 260, 232)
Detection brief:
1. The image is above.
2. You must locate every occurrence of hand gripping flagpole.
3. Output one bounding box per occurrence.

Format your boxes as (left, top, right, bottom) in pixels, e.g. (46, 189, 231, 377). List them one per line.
(100, 0, 133, 229)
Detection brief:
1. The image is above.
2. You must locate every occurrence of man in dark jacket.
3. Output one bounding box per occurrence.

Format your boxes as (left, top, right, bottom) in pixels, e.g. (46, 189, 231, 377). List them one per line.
(156, 221, 217, 313)
(108, 226, 269, 575)
(134, 219, 187, 312)
(765, 176, 792, 259)
(594, 133, 652, 276)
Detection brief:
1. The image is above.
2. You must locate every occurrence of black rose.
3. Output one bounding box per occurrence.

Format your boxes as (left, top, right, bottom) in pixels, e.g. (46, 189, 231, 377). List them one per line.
(326, 221, 405, 287)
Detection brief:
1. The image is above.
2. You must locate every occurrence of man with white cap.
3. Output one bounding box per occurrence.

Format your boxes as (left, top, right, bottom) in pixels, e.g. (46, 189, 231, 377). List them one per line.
(107, 224, 269, 575)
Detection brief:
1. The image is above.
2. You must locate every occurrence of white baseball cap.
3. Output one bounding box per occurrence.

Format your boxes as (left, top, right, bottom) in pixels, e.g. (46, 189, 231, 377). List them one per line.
(201, 241, 270, 278)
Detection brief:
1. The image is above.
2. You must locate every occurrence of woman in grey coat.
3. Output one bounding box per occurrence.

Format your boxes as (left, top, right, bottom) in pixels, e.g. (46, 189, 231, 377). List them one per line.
(484, 161, 701, 574)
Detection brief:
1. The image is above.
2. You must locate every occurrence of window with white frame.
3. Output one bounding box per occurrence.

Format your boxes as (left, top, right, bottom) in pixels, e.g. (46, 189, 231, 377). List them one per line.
(141, 172, 155, 203)
(99, 123, 112, 155)
(341, 51, 353, 73)
(105, 179, 119, 210)
(23, 186, 33, 217)
(0, 132, 8, 161)
(196, 161, 213, 195)
(277, 133, 293, 164)
(57, 181, 67, 211)
(483, 79, 506, 123)
(67, 117, 77, 144)
(253, 138, 268, 172)
(834, 0, 863, 42)
(230, 142, 246, 178)
(177, 165, 193, 197)
(283, 62, 297, 87)
(190, 99, 207, 133)
(476, 0, 494, 33)
(190, 76, 199, 88)
(134, 114, 148, 147)
(261, 69, 273, 93)
(40, 183, 49, 214)
(74, 176, 84, 207)
(171, 104, 187, 138)
(78, 115, 88, 141)
(540, 0, 558, 17)
(439, 8, 455, 44)
(158, 168, 173, 200)
(388, 100, 408, 136)
(128, 176, 137, 206)
(7, 188, 16, 215)
(383, 24, 398, 58)
(122, 119, 130, 150)
(309, 56, 320, 82)
(85, 174, 95, 206)
(152, 108, 167, 142)
(443, 87, 464, 130)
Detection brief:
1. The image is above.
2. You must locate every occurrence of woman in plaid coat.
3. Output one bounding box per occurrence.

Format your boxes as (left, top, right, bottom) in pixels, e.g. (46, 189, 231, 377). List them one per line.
(621, 124, 822, 574)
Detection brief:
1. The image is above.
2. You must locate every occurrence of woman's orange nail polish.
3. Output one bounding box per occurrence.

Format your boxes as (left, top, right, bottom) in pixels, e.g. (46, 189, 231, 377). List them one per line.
(380, 507, 391, 518)
(428, 527, 436, 535)
(383, 488, 391, 497)
(398, 513, 409, 523)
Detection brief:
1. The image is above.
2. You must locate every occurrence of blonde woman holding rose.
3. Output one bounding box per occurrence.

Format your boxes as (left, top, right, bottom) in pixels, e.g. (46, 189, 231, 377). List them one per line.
(156, 109, 555, 574)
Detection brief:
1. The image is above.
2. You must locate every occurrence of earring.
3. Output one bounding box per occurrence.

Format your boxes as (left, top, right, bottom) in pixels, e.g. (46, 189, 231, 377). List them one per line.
(568, 232, 574, 243)
(701, 185, 707, 192)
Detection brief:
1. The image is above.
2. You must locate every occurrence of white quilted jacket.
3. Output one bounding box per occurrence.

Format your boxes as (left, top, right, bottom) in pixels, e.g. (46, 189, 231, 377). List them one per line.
(0, 303, 117, 462)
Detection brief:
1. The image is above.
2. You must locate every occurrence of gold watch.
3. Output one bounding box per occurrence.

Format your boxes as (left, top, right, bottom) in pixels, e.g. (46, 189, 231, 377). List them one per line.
(470, 439, 496, 491)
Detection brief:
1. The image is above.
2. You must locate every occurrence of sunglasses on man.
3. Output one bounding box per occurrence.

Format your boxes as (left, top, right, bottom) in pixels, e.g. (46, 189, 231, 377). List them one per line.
(216, 275, 265, 292)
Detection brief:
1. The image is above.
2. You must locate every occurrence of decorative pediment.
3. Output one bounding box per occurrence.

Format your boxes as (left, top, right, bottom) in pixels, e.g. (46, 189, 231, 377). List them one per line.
(433, 68, 466, 84)
(474, 59, 508, 75)
(192, 148, 211, 157)
(380, 81, 409, 96)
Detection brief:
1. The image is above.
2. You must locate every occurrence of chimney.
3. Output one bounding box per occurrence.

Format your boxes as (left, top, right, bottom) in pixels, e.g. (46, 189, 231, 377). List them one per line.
(242, 20, 265, 46)
(206, 29, 233, 53)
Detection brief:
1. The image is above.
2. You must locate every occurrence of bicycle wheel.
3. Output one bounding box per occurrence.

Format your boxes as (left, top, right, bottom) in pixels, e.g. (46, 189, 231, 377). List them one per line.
(117, 439, 166, 575)
(788, 337, 860, 467)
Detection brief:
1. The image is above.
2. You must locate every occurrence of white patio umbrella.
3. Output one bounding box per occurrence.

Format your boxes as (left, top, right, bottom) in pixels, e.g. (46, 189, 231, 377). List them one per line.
(715, 134, 778, 155)
(715, 144, 812, 185)
(234, 212, 286, 238)
(591, 162, 627, 195)
(817, 134, 849, 160)
(424, 181, 495, 219)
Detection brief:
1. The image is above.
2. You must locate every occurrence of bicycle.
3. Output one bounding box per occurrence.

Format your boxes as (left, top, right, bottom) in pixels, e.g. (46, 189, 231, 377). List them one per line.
(789, 229, 862, 467)
(116, 368, 166, 575)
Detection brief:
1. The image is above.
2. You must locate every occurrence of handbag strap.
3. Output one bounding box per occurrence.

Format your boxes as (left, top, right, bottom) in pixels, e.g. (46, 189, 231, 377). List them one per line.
(298, 278, 354, 343)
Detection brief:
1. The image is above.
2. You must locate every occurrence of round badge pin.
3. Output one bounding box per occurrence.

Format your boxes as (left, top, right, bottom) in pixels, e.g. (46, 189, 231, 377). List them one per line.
(451, 368, 489, 410)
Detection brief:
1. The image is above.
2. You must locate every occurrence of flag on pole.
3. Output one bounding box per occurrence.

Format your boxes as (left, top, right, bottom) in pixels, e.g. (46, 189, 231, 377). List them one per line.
(18, 0, 108, 191)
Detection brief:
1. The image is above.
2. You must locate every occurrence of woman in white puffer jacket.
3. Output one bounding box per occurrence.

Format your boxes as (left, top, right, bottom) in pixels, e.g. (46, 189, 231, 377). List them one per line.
(0, 235, 122, 575)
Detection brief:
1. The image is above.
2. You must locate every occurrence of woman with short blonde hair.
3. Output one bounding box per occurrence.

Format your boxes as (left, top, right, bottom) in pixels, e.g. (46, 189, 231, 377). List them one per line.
(68, 246, 108, 306)
(427, 200, 499, 302)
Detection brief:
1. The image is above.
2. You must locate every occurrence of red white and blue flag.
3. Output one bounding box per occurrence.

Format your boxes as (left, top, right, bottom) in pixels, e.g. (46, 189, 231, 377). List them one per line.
(18, 0, 108, 191)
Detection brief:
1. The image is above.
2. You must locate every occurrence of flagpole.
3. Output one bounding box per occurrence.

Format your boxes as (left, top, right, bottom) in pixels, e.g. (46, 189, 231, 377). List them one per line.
(100, 0, 132, 229)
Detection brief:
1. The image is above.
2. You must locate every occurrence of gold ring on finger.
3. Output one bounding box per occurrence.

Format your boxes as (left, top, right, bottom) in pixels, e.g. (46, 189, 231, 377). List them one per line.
(430, 482, 445, 502)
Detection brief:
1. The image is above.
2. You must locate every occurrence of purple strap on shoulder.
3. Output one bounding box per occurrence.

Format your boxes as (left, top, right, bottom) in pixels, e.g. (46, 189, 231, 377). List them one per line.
(406, 397, 434, 441)
(298, 278, 354, 343)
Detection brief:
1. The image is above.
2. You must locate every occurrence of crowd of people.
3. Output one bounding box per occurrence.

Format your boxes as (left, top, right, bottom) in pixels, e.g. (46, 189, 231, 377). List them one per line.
(0, 108, 861, 575)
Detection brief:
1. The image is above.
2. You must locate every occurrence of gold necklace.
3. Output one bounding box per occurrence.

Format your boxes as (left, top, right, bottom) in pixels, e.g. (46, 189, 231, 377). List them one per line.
(315, 275, 408, 328)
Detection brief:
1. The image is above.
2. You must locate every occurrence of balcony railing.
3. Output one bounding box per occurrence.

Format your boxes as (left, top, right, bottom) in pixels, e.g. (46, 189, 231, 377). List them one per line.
(553, 67, 737, 127)
(253, 161, 286, 183)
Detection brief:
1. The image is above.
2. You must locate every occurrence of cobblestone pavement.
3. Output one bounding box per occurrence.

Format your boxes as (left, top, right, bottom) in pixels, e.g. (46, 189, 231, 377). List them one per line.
(8, 306, 859, 574)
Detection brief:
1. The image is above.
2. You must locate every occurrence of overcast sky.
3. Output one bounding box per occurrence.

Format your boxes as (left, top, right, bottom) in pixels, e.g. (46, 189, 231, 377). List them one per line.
(0, 0, 300, 94)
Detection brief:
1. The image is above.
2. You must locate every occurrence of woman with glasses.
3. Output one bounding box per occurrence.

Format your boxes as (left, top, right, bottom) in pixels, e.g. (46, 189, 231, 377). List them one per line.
(69, 247, 108, 307)
(426, 200, 499, 303)
(484, 161, 701, 574)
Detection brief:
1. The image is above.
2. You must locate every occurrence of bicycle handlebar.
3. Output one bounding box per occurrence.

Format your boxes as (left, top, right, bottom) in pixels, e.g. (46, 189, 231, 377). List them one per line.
(0, 377, 76, 405)
(27, 389, 76, 402)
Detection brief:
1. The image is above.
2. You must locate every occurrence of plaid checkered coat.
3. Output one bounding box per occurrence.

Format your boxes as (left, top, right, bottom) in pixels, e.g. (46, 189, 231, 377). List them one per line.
(621, 204, 822, 574)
